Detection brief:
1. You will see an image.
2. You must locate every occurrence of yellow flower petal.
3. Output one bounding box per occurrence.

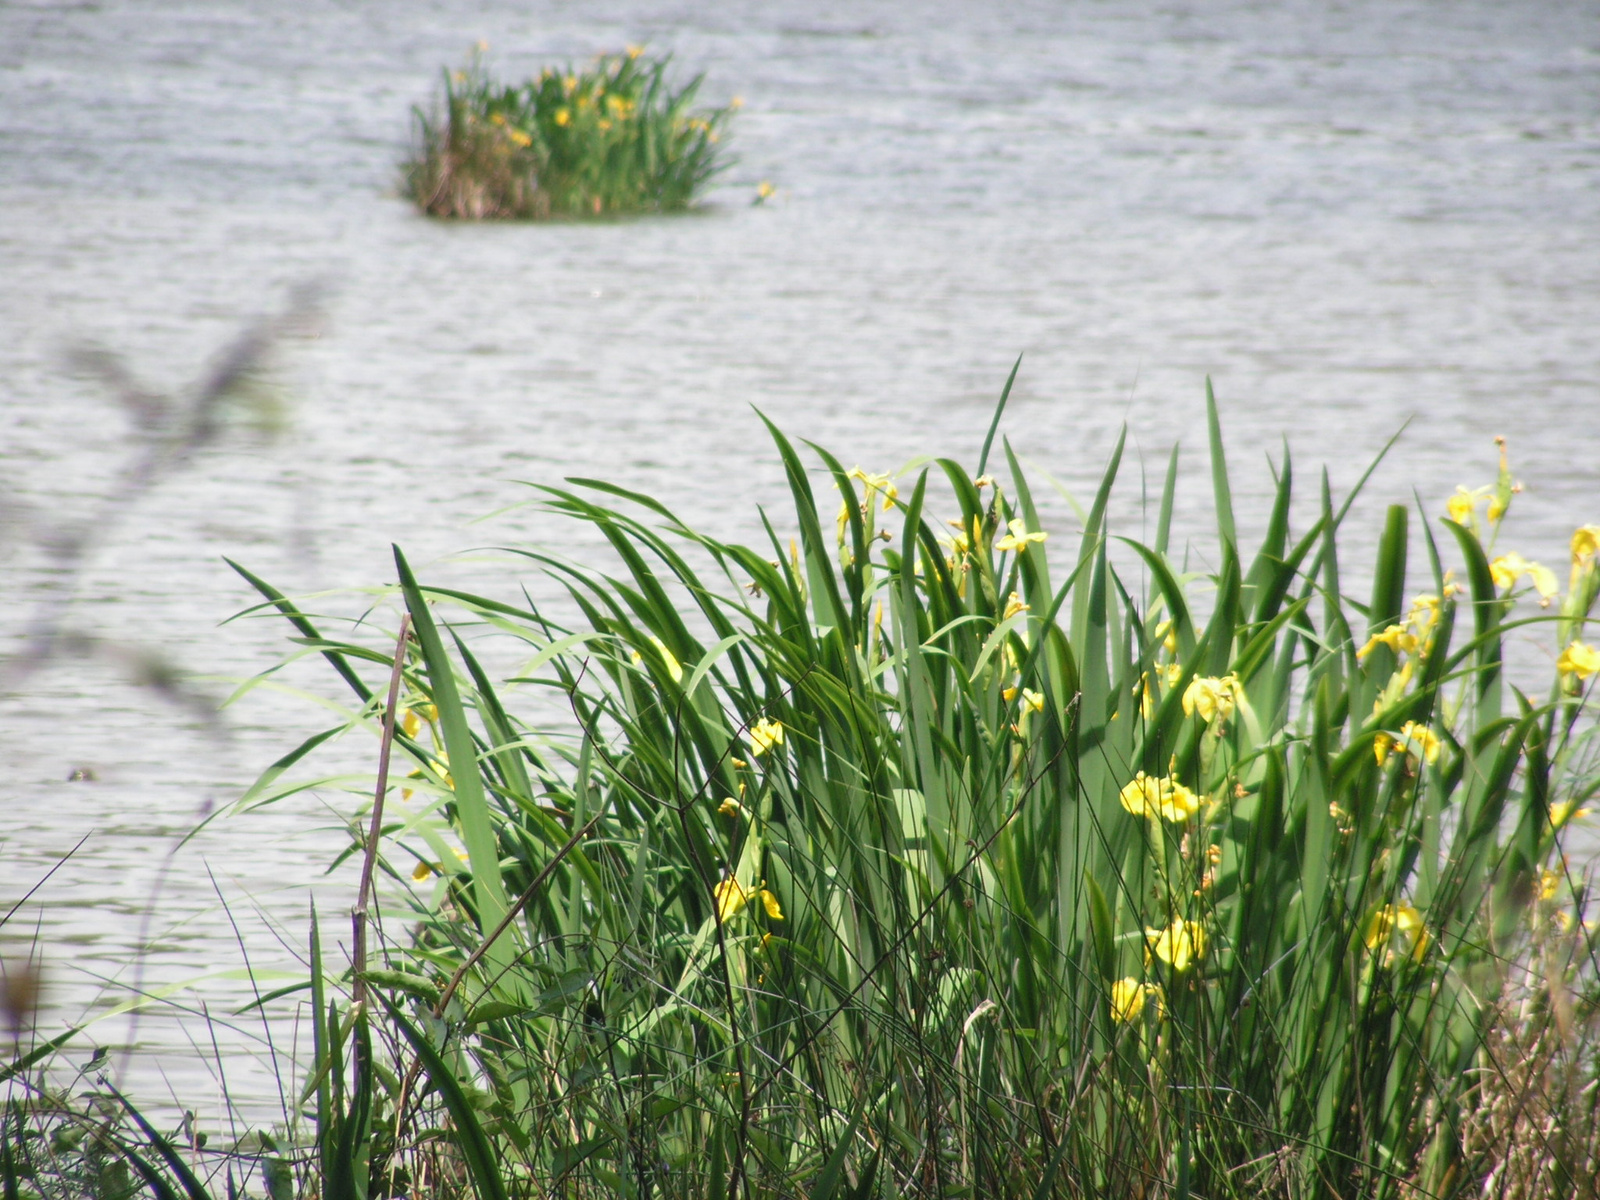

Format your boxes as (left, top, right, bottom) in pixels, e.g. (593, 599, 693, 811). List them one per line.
(759, 888, 784, 920)
(714, 878, 751, 922)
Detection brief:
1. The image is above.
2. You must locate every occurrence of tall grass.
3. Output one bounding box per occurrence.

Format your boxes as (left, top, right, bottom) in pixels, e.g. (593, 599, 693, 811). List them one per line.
(404, 48, 735, 220)
(10, 385, 1598, 1198)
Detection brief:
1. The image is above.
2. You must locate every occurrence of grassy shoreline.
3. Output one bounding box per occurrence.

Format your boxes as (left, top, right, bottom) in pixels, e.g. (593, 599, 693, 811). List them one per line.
(7, 384, 1599, 1198)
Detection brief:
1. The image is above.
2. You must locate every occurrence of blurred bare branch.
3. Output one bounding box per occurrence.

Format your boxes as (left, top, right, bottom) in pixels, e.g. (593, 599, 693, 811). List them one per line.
(0, 283, 326, 708)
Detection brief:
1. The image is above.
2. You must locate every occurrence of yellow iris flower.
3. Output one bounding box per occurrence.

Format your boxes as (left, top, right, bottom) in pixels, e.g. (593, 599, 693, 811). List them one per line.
(995, 519, 1047, 553)
(1557, 640, 1599, 680)
(713, 878, 783, 922)
(1357, 624, 1416, 661)
(1375, 721, 1440, 767)
(714, 878, 750, 921)
(1489, 553, 1559, 604)
(1146, 917, 1207, 972)
(748, 717, 785, 756)
(1110, 977, 1165, 1023)
(1118, 772, 1199, 822)
(1445, 487, 1479, 526)
(1003, 591, 1029, 620)
(846, 466, 899, 512)
(1154, 619, 1178, 655)
(1549, 800, 1592, 829)
(1182, 675, 1238, 724)
(1364, 903, 1428, 964)
(1573, 525, 1600, 566)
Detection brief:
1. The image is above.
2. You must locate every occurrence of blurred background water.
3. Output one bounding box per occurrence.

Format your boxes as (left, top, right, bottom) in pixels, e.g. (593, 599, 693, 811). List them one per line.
(2, 0, 1598, 1124)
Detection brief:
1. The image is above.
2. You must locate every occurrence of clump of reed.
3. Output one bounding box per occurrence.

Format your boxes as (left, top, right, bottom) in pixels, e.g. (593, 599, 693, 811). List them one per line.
(9, 380, 1599, 1199)
(403, 47, 736, 220)
(205, 377, 1599, 1199)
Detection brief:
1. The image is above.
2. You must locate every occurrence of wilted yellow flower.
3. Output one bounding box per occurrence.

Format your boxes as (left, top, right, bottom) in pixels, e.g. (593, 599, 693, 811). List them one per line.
(1003, 591, 1029, 621)
(412, 861, 436, 881)
(717, 797, 743, 817)
(1557, 641, 1600, 680)
(748, 717, 785, 756)
(1146, 917, 1207, 972)
(1182, 675, 1238, 724)
(995, 519, 1047, 553)
(1111, 977, 1164, 1023)
(1364, 903, 1428, 964)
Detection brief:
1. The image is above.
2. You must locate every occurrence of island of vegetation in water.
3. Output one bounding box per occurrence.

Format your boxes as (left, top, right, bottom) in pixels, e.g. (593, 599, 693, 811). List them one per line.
(403, 46, 739, 221)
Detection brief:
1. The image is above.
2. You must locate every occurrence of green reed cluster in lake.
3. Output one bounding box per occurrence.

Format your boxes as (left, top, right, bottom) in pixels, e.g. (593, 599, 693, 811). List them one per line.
(6, 383, 1598, 1199)
(403, 47, 736, 220)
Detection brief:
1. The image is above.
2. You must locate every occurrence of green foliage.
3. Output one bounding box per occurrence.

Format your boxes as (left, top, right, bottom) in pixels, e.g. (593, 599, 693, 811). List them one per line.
(18, 383, 1596, 1198)
(225, 384, 1600, 1198)
(403, 48, 735, 220)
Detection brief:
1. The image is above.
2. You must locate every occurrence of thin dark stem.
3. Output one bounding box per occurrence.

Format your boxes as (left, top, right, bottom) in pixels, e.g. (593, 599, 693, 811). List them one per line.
(352, 615, 411, 1007)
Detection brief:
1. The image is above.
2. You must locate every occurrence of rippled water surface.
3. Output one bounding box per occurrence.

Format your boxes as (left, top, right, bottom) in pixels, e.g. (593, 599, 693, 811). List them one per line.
(3, 0, 1598, 1119)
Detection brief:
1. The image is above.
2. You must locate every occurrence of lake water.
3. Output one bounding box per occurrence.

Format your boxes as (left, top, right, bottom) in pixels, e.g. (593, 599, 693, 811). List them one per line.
(3, 0, 1598, 1124)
